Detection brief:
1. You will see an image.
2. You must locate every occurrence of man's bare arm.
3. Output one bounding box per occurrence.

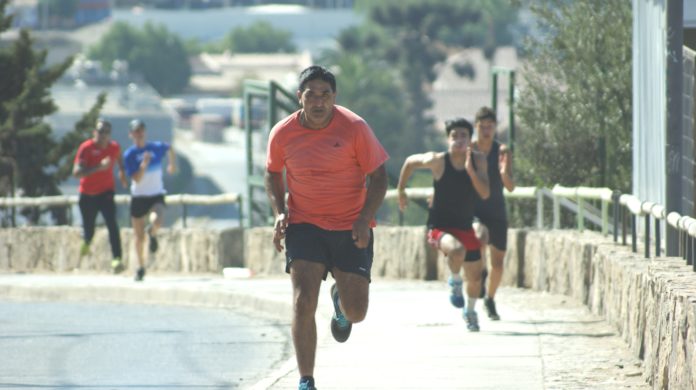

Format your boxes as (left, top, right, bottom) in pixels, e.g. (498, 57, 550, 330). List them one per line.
(264, 170, 286, 216)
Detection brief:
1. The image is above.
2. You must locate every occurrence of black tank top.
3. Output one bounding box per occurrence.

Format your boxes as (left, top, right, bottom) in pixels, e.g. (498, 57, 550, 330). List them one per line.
(475, 141, 506, 220)
(427, 153, 476, 229)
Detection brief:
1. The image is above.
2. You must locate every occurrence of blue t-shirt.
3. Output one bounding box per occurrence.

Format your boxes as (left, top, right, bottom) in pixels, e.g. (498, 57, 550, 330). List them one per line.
(123, 141, 170, 196)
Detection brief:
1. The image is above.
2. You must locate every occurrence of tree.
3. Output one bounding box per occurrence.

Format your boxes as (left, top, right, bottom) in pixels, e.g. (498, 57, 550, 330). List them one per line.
(514, 0, 632, 191)
(88, 21, 191, 96)
(223, 21, 297, 54)
(0, 0, 76, 225)
(329, 1, 491, 178)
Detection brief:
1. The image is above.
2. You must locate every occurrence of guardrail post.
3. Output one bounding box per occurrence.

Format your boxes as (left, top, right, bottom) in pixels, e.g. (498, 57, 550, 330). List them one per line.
(622, 205, 627, 245)
(612, 191, 620, 242)
(655, 218, 661, 257)
(553, 194, 560, 229)
(601, 199, 608, 236)
(536, 189, 543, 229)
(238, 197, 244, 228)
(182, 203, 187, 228)
(631, 214, 637, 253)
(644, 214, 650, 258)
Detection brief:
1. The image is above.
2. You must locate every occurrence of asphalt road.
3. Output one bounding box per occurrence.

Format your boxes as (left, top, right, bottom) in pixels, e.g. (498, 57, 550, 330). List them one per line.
(0, 300, 291, 389)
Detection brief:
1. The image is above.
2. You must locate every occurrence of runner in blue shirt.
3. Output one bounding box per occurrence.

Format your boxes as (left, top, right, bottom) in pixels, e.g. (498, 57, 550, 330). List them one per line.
(123, 119, 176, 281)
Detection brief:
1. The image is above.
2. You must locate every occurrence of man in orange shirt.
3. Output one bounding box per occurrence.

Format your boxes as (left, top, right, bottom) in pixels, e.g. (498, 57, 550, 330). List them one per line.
(265, 65, 389, 390)
(73, 119, 127, 273)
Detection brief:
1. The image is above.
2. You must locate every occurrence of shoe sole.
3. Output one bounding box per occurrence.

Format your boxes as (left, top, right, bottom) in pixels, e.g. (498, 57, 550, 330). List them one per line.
(330, 283, 352, 343)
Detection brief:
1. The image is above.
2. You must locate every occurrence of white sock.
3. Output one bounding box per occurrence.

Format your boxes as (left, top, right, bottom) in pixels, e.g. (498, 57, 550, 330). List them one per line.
(466, 297, 477, 313)
(450, 273, 462, 282)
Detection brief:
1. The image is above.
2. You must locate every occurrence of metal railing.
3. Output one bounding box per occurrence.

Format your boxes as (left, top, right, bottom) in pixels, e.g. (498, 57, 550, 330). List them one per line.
(4, 185, 695, 272)
(0, 193, 242, 228)
(387, 185, 695, 272)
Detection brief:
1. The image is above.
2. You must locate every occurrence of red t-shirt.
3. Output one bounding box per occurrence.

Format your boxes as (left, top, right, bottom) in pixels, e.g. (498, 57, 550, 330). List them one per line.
(266, 105, 389, 230)
(74, 139, 121, 195)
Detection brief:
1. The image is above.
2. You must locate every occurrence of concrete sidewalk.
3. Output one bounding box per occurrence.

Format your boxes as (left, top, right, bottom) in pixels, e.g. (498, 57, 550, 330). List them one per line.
(0, 273, 648, 389)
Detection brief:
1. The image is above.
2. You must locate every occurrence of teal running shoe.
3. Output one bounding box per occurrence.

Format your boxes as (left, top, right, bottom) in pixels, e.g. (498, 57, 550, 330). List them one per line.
(330, 283, 352, 343)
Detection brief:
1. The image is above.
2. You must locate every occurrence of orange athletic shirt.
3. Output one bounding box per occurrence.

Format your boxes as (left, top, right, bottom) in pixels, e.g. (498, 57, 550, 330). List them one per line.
(74, 139, 121, 195)
(266, 105, 389, 231)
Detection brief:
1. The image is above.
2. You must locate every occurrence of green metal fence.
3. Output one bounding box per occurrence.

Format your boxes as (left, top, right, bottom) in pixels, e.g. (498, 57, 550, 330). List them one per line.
(242, 80, 299, 227)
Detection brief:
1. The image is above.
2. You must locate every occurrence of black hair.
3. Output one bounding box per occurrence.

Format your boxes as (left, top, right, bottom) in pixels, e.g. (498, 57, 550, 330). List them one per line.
(298, 65, 336, 92)
(444, 117, 473, 137)
(96, 118, 111, 132)
(475, 106, 497, 123)
(129, 119, 146, 131)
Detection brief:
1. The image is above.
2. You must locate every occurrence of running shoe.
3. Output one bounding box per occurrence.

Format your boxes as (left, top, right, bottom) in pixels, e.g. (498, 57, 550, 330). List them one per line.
(147, 226, 158, 253)
(484, 297, 500, 320)
(330, 283, 352, 343)
(479, 268, 488, 298)
(448, 276, 465, 308)
(111, 258, 125, 274)
(134, 267, 146, 282)
(464, 310, 480, 332)
(299, 378, 317, 390)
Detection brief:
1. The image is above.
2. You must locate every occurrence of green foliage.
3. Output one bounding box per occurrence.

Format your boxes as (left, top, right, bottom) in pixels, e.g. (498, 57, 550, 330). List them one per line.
(88, 21, 191, 96)
(52, 93, 107, 182)
(328, 1, 490, 184)
(515, 0, 632, 191)
(327, 53, 410, 179)
(0, 0, 108, 225)
(0, 1, 75, 224)
(223, 21, 297, 54)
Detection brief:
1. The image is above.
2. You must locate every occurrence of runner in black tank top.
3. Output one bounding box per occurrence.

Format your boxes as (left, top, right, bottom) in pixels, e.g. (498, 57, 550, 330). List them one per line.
(397, 118, 489, 332)
(473, 107, 515, 321)
(429, 153, 478, 230)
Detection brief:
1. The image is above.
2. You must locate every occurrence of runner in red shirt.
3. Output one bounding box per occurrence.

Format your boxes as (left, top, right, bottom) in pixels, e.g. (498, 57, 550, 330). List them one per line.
(265, 65, 388, 390)
(73, 119, 127, 273)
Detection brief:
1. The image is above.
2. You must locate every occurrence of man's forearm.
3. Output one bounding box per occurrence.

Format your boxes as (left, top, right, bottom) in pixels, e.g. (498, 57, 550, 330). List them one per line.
(264, 171, 286, 215)
(358, 165, 388, 221)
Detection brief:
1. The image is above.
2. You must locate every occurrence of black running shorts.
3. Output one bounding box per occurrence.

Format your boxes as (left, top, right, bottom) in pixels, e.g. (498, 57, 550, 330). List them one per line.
(284, 223, 373, 281)
(476, 215, 508, 251)
(130, 194, 166, 218)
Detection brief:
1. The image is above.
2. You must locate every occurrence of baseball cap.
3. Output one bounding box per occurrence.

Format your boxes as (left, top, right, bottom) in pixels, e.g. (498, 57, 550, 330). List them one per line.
(129, 119, 146, 131)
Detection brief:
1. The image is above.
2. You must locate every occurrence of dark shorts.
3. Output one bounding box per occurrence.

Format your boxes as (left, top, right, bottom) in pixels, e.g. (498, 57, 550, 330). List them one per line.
(285, 223, 373, 281)
(476, 216, 508, 251)
(130, 195, 166, 218)
(428, 227, 481, 262)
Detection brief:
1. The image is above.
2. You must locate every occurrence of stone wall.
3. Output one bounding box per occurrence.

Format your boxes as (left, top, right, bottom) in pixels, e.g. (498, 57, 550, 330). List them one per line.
(515, 230, 696, 390)
(0, 226, 244, 273)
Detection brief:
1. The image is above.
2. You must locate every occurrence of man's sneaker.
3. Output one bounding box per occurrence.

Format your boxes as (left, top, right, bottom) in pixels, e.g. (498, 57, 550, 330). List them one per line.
(448, 277, 465, 308)
(79, 242, 90, 257)
(111, 258, 125, 274)
(484, 297, 500, 320)
(464, 310, 480, 332)
(330, 283, 352, 343)
(147, 226, 158, 253)
(479, 268, 488, 298)
(134, 267, 146, 282)
(298, 377, 317, 390)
